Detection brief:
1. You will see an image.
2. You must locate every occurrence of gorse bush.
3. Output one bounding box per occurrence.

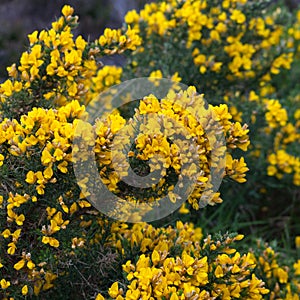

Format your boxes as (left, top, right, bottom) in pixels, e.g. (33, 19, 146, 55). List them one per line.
(0, 4, 247, 299)
(0, 2, 299, 300)
(121, 0, 300, 240)
(0, 5, 135, 119)
(96, 222, 300, 299)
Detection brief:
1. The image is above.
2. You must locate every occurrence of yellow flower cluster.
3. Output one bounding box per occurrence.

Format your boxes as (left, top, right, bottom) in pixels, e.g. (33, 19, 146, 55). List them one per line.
(265, 100, 300, 185)
(122, 0, 300, 193)
(93, 65, 123, 93)
(126, 2, 176, 36)
(149, 70, 182, 83)
(0, 51, 249, 300)
(0, 13, 142, 297)
(264, 99, 288, 129)
(253, 241, 300, 300)
(99, 26, 142, 53)
(124, 0, 291, 82)
(0, 101, 89, 297)
(0, 100, 84, 186)
(94, 221, 300, 300)
(0, 7, 245, 296)
(0, 5, 139, 120)
(267, 150, 300, 185)
(289, 10, 300, 52)
(75, 86, 250, 215)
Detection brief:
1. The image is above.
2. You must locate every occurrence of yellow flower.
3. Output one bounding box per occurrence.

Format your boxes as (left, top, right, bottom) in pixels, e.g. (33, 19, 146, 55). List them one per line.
(7, 242, 16, 255)
(149, 69, 163, 81)
(36, 184, 45, 195)
(1, 79, 14, 96)
(249, 90, 259, 102)
(15, 214, 25, 226)
(182, 252, 194, 267)
(28, 30, 38, 45)
(7, 63, 18, 78)
(194, 54, 206, 65)
(53, 148, 64, 161)
(232, 264, 241, 273)
(43, 166, 53, 179)
(108, 282, 121, 298)
(62, 5, 74, 18)
(0, 154, 4, 166)
(230, 9, 246, 24)
(170, 293, 179, 300)
(69, 202, 78, 215)
(27, 260, 35, 269)
(125, 10, 140, 24)
(41, 148, 53, 165)
(95, 294, 105, 300)
(25, 170, 36, 184)
(75, 35, 87, 51)
(178, 203, 189, 214)
(0, 279, 10, 289)
(214, 265, 224, 278)
(277, 267, 288, 283)
(14, 259, 26, 271)
(42, 236, 60, 248)
(57, 161, 68, 173)
(12, 229, 21, 241)
(235, 234, 244, 241)
(265, 99, 288, 128)
(171, 72, 182, 82)
(151, 250, 160, 265)
(22, 285, 28, 296)
(294, 259, 300, 275)
(226, 154, 249, 183)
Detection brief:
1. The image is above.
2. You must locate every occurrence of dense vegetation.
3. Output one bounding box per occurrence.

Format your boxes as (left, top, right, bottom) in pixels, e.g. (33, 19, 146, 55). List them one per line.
(0, 1, 299, 299)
